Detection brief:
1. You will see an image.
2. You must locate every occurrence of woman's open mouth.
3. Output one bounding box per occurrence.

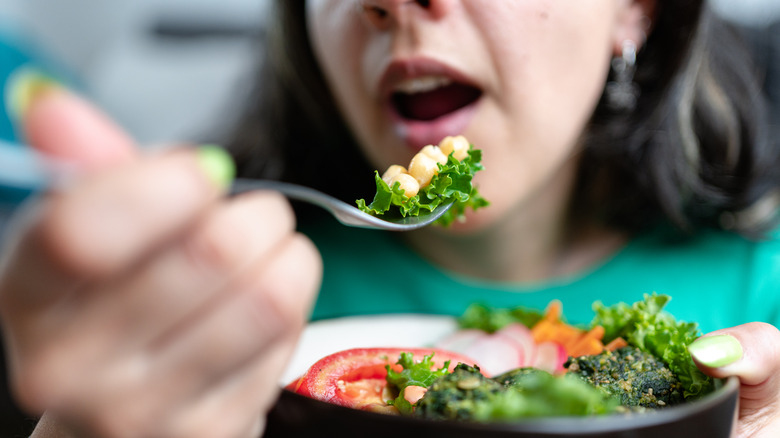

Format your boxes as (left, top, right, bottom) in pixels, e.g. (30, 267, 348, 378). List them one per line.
(384, 72, 483, 150)
(391, 77, 482, 121)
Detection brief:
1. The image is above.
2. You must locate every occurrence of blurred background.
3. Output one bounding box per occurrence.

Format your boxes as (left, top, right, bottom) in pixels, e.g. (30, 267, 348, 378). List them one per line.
(0, 0, 778, 436)
(0, 0, 268, 144)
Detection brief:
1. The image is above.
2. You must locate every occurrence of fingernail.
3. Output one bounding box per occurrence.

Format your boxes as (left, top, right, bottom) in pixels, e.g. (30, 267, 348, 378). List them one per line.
(689, 335, 743, 368)
(196, 145, 235, 190)
(4, 65, 62, 123)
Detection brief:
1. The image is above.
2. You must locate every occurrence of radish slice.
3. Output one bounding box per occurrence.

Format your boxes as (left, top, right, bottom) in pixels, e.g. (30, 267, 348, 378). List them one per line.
(494, 323, 537, 367)
(436, 324, 569, 375)
(532, 342, 568, 374)
(460, 334, 523, 376)
(435, 328, 485, 353)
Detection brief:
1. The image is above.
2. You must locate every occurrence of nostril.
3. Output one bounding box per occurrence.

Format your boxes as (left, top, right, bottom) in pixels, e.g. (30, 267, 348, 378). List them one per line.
(361, 4, 390, 29)
(363, 6, 387, 18)
(363, 5, 388, 19)
(361, 0, 441, 29)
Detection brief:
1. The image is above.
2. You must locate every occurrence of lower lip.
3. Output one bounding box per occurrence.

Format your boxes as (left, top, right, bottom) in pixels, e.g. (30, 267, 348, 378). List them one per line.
(388, 101, 480, 151)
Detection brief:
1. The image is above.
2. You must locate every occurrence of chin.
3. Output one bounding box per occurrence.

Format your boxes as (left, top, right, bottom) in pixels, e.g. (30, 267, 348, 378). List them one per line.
(436, 209, 502, 235)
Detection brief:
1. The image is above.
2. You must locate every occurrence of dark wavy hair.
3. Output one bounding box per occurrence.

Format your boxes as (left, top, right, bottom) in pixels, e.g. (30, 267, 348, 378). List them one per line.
(226, 0, 779, 237)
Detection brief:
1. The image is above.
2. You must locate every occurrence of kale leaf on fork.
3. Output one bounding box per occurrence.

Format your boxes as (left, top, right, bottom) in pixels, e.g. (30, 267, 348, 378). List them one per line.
(356, 148, 488, 226)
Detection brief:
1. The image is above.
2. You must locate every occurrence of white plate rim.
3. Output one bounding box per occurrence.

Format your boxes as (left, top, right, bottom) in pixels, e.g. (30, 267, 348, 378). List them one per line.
(281, 314, 458, 384)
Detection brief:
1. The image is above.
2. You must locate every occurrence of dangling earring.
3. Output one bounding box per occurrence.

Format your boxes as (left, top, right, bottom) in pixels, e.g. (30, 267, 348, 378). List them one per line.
(605, 40, 640, 112)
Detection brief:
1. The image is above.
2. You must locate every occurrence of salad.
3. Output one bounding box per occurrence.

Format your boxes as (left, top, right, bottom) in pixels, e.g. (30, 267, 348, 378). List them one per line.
(287, 294, 716, 421)
(356, 135, 488, 226)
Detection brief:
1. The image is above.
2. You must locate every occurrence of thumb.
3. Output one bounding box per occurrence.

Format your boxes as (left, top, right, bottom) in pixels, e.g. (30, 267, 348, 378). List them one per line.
(689, 322, 780, 436)
(8, 68, 136, 169)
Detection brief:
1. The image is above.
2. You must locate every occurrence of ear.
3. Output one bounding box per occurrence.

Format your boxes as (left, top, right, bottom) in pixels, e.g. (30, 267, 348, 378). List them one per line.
(613, 0, 657, 55)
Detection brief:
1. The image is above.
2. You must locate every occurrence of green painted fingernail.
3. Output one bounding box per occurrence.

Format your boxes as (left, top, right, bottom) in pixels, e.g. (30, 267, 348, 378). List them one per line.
(4, 65, 62, 123)
(196, 145, 235, 189)
(689, 335, 743, 368)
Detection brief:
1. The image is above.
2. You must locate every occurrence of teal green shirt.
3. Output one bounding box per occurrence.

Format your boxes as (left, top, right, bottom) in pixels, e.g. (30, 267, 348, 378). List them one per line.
(304, 219, 780, 334)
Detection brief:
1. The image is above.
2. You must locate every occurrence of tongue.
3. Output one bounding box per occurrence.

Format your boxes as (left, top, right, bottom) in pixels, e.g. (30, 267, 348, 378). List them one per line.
(392, 83, 481, 121)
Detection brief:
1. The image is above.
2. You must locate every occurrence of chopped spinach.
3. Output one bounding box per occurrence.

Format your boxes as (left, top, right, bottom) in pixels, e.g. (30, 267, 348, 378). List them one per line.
(414, 364, 619, 421)
(565, 347, 684, 409)
(457, 303, 544, 333)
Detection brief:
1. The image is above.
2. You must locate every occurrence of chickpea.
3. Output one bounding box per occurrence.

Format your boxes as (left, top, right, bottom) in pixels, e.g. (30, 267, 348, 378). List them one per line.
(420, 145, 448, 165)
(408, 152, 440, 187)
(438, 136, 455, 156)
(382, 164, 408, 186)
(439, 135, 470, 161)
(388, 173, 420, 197)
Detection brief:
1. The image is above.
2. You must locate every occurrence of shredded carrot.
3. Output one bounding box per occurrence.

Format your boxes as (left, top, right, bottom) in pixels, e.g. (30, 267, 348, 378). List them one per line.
(605, 337, 628, 351)
(531, 301, 607, 358)
(544, 300, 563, 321)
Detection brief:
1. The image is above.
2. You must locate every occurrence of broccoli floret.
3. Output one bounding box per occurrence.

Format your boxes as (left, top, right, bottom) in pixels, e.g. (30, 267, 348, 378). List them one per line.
(565, 346, 684, 409)
(415, 364, 619, 421)
(492, 367, 549, 388)
(413, 363, 503, 421)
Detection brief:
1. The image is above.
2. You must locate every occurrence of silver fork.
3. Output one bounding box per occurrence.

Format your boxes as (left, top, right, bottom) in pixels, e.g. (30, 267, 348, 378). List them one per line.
(0, 141, 452, 231)
(230, 179, 454, 231)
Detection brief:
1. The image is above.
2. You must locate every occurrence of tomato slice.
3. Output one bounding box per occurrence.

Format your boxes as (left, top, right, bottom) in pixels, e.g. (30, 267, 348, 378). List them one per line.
(292, 347, 480, 410)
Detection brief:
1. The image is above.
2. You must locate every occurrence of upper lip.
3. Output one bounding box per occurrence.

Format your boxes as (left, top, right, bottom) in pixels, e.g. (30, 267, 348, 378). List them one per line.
(377, 57, 481, 100)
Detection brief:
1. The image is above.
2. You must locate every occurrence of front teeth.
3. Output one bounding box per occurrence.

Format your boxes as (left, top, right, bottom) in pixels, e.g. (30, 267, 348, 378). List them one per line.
(394, 75, 453, 94)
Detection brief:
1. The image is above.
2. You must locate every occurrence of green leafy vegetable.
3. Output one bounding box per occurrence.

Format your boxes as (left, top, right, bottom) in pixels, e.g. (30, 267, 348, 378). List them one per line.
(385, 352, 452, 415)
(356, 148, 488, 226)
(457, 303, 544, 333)
(387, 294, 716, 421)
(591, 293, 714, 398)
(475, 372, 620, 420)
(414, 364, 619, 421)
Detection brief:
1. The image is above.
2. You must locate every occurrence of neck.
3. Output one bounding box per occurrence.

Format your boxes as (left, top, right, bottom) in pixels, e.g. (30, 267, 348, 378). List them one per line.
(403, 160, 627, 283)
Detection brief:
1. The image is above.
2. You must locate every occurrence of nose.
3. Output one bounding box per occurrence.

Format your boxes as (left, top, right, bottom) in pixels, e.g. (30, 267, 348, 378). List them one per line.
(360, 0, 451, 29)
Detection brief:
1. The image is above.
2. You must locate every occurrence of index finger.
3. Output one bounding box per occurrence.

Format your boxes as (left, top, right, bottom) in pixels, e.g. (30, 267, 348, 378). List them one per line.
(9, 68, 136, 169)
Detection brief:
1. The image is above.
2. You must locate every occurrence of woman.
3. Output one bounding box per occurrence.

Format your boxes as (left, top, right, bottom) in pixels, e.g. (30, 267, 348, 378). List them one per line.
(1, 0, 778, 437)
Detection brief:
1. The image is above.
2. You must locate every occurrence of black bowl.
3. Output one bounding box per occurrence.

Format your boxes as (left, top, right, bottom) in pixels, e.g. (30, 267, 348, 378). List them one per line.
(264, 315, 739, 437)
(263, 376, 737, 438)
